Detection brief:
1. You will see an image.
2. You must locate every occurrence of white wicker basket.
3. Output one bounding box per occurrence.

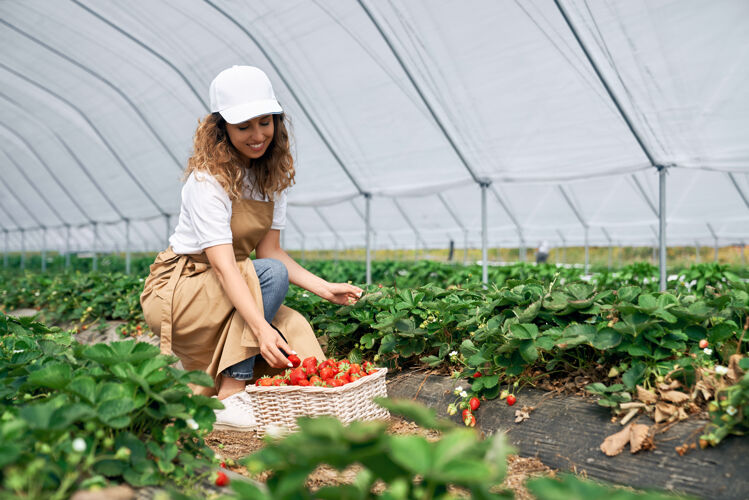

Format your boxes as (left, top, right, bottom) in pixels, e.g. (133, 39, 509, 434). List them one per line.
(245, 368, 389, 436)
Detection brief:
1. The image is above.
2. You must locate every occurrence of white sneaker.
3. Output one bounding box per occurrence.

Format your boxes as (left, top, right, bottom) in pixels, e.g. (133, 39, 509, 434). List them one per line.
(213, 393, 257, 432)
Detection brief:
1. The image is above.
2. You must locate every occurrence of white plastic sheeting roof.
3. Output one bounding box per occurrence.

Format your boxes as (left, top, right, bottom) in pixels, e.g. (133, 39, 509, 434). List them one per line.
(1, 0, 747, 254)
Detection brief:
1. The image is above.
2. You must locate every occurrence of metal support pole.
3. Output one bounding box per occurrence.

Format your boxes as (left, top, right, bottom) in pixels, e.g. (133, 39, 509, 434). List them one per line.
(125, 219, 131, 275)
(41, 228, 47, 272)
(584, 227, 589, 274)
(365, 194, 372, 285)
(556, 230, 566, 264)
(165, 214, 171, 249)
(92, 222, 98, 271)
(714, 240, 719, 262)
(695, 241, 700, 263)
(706, 223, 719, 263)
(2, 229, 7, 268)
(463, 229, 468, 265)
(481, 183, 488, 285)
(21, 229, 26, 270)
(65, 225, 71, 270)
(658, 166, 667, 291)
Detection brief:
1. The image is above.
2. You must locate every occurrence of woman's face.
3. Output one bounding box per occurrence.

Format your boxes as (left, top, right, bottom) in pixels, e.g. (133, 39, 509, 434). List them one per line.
(226, 114, 275, 160)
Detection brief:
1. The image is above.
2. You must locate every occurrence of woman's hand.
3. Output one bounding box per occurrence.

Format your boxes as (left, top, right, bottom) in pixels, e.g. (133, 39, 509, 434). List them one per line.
(323, 282, 364, 305)
(254, 322, 295, 369)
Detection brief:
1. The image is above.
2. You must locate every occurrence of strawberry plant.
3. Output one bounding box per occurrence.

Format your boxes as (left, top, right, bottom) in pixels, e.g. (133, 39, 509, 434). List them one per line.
(0, 312, 221, 497)
(229, 398, 514, 499)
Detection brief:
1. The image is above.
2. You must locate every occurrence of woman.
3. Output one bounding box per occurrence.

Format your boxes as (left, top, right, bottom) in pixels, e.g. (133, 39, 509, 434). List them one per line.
(140, 65, 363, 431)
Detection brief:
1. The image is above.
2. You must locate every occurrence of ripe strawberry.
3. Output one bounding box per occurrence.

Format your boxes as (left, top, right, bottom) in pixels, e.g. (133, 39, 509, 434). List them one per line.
(309, 375, 323, 386)
(298, 379, 311, 386)
(469, 397, 480, 411)
(256, 377, 273, 387)
(287, 354, 301, 368)
(331, 378, 346, 387)
(348, 363, 363, 376)
(464, 413, 476, 427)
(215, 471, 229, 487)
(699, 339, 709, 349)
(506, 394, 517, 406)
(337, 360, 351, 373)
(289, 367, 306, 386)
(349, 372, 362, 382)
(319, 366, 336, 380)
(302, 356, 318, 375)
(220, 462, 227, 468)
(472, 372, 482, 378)
(462, 409, 472, 421)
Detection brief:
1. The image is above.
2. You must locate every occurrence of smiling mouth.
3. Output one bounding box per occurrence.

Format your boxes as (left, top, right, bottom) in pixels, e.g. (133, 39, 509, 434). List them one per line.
(249, 143, 265, 150)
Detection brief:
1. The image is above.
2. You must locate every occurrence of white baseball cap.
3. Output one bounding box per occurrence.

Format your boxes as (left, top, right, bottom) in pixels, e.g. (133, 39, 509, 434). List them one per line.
(209, 65, 283, 124)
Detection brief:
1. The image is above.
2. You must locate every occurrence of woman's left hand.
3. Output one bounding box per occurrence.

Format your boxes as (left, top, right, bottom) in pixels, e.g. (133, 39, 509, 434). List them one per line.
(324, 282, 364, 305)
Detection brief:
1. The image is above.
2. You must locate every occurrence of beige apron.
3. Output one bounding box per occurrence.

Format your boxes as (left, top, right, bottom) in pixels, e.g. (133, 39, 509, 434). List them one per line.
(140, 198, 325, 397)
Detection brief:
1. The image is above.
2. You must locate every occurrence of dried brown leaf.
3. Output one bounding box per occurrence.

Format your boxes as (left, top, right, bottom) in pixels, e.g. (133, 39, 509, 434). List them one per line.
(660, 390, 690, 404)
(629, 424, 650, 453)
(727, 354, 745, 382)
(694, 380, 713, 401)
(655, 402, 676, 423)
(636, 385, 657, 404)
(600, 423, 631, 456)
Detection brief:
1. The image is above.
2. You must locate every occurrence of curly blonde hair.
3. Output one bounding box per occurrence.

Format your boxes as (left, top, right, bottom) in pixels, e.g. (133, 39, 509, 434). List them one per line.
(184, 113, 295, 201)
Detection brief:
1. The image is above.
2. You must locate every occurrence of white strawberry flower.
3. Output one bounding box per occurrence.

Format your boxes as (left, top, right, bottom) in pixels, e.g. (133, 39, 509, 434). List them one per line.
(186, 418, 199, 430)
(72, 437, 87, 453)
(449, 350, 458, 359)
(453, 386, 463, 395)
(459, 390, 468, 398)
(726, 406, 737, 416)
(703, 348, 713, 356)
(714, 365, 728, 376)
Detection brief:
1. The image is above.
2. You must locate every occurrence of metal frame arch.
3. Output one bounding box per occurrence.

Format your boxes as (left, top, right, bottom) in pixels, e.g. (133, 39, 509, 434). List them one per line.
(0, 18, 184, 172)
(0, 63, 171, 218)
(203, 0, 369, 199)
(70, 0, 209, 112)
(0, 148, 65, 228)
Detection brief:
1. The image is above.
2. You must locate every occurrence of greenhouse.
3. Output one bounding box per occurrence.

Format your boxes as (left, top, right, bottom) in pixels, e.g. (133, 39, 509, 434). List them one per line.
(1, 1, 747, 499)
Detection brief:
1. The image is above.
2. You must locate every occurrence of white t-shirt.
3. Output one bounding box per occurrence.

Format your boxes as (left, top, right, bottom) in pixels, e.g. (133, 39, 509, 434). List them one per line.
(169, 170, 287, 254)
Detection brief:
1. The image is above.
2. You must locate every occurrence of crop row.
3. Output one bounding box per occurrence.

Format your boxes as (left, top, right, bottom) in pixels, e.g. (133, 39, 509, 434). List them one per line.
(1, 266, 747, 446)
(1, 313, 692, 499)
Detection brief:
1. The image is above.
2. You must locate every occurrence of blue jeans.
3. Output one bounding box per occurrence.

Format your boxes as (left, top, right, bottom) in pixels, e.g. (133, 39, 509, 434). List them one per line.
(222, 258, 289, 380)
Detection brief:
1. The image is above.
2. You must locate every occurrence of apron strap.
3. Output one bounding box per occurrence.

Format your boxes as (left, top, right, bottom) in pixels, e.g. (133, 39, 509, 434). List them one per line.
(159, 254, 188, 355)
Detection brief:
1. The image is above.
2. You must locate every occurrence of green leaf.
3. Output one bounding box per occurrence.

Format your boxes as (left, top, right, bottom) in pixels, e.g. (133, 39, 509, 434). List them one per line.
(68, 376, 97, 404)
(509, 323, 538, 340)
(394, 318, 415, 333)
(592, 328, 622, 350)
(617, 286, 641, 303)
(460, 339, 479, 357)
(622, 362, 646, 389)
(51, 403, 96, 429)
(98, 398, 135, 421)
(637, 294, 657, 311)
(389, 435, 431, 474)
(432, 458, 492, 483)
(519, 340, 538, 363)
(432, 429, 476, 470)
(27, 362, 72, 390)
(709, 323, 738, 343)
(94, 459, 127, 477)
(19, 400, 58, 430)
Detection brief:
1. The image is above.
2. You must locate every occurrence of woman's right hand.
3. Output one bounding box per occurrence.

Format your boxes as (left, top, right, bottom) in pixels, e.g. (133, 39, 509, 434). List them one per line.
(255, 322, 295, 369)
